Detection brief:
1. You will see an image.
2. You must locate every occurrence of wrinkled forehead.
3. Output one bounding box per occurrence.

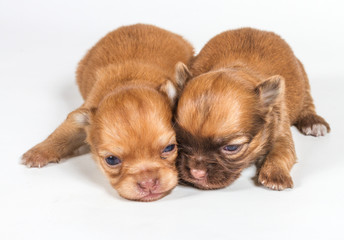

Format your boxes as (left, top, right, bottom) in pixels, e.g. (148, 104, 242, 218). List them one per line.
(91, 89, 175, 150)
(177, 72, 258, 137)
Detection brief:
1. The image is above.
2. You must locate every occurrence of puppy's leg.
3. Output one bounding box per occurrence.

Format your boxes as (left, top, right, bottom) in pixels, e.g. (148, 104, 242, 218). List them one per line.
(258, 127, 296, 190)
(294, 60, 330, 136)
(22, 109, 87, 168)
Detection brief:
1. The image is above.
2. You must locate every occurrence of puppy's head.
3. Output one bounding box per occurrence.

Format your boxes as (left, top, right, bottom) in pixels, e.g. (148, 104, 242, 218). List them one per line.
(175, 69, 284, 189)
(72, 80, 182, 201)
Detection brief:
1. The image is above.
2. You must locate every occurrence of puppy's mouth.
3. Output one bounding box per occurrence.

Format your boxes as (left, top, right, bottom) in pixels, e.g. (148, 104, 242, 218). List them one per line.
(178, 172, 223, 190)
(180, 167, 233, 190)
(138, 190, 170, 202)
(190, 177, 226, 190)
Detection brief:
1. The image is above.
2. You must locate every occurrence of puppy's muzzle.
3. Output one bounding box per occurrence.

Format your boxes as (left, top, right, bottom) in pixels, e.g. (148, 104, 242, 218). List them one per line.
(137, 178, 159, 192)
(190, 169, 207, 180)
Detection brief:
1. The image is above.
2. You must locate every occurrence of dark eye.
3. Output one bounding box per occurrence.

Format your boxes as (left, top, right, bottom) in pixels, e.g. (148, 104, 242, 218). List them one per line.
(163, 144, 176, 153)
(223, 145, 241, 153)
(105, 156, 121, 166)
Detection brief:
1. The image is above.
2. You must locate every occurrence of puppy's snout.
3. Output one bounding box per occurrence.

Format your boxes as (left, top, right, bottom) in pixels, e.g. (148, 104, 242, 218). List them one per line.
(190, 169, 207, 180)
(137, 178, 159, 192)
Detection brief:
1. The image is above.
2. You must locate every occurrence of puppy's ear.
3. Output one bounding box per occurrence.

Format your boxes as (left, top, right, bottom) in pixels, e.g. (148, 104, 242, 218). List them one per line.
(175, 62, 191, 89)
(68, 107, 97, 127)
(255, 75, 285, 108)
(159, 63, 191, 106)
(159, 80, 178, 105)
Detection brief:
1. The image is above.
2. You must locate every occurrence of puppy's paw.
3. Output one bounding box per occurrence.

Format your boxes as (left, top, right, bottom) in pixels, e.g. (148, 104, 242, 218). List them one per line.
(295, 114, 330, 137)
(22, 147, 60, 168)
(258, 167, 293, 191)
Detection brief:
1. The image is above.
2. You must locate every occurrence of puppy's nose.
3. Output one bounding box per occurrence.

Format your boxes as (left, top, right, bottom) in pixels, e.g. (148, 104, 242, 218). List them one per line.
(190, 169, 207, 179)
(137, 178, 159, 191)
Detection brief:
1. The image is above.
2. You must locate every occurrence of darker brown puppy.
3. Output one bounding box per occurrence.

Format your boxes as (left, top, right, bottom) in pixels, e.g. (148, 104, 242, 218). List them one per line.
(22, 24, 194, 201)
(175, 28, 330, 190)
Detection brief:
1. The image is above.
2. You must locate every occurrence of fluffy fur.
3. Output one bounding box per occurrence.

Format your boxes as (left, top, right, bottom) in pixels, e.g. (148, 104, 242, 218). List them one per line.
(175, 28, 330, 190)
(22, 24, 194, 201)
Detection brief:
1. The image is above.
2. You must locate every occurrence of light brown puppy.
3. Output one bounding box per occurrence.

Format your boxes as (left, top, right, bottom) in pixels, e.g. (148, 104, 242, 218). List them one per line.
(22, 24, 194, 201)
(175, 28, 330, 190)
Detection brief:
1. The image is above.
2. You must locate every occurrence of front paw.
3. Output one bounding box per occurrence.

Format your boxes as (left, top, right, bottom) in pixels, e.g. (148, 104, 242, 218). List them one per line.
(22, 146, 60, 168)
(296, 114, 330, 137)
(258, 167, 293, 191)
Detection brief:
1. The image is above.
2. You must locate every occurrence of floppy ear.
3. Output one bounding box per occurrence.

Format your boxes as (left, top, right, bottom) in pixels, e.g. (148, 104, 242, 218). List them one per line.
(255, 75, 285, 108)
(175, 61, 191, 89)
(68, 107, 97, 127)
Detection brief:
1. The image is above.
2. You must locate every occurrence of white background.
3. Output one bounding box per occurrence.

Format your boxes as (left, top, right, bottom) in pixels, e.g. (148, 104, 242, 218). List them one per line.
(1, 0, 344, 239)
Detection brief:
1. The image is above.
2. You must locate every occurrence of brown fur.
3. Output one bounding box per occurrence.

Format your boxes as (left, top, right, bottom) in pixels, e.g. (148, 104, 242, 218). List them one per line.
(175, 28, 330, 190)
(22, 24, 194, 201)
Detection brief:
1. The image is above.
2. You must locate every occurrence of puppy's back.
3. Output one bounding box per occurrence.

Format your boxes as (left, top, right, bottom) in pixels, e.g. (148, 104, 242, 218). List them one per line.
(77, 24, 193, 99)
(191, 28, 306, 123)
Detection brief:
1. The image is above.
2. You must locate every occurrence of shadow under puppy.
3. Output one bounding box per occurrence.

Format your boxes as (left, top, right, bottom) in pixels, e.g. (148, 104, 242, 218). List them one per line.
(22, 24, 194, 201)
(175, 28, 330, 190)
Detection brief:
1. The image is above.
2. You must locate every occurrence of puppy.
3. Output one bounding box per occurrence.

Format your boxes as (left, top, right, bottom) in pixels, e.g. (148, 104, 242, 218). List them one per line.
(22, 24, 194, 201)
(175, 28, 330, 190)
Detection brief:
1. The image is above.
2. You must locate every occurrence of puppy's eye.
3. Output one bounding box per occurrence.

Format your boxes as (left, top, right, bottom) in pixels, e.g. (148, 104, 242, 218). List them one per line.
(105, 156, 121, 166)
(163, 144, 176, 153)
(223, 145, 241, 154)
